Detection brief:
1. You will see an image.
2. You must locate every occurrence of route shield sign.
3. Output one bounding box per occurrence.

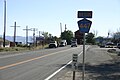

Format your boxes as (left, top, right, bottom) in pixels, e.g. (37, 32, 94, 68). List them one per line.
(77, 18, 92, 33)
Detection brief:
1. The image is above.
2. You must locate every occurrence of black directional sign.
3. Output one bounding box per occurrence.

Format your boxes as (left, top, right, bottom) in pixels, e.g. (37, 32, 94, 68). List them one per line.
(72, 54, 78, 63)
(77, 18, 92, 33)
(72, 54, 78, 71)
(77, 11, 92, 18)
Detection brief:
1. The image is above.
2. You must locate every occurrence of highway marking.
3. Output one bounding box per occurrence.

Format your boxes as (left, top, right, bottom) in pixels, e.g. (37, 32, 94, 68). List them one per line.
(44, 46, 90, 80)
(44, 51, 83, 80)
(0, 47, 79, 70)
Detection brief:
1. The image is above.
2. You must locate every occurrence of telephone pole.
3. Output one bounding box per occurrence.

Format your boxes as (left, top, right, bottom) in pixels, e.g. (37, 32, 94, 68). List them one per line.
(65, 24, 67, 31)
(60, 23, 62, 35)
(3, 0, 6, 47)
(31, 28, 37, 47)
(23, 26, 31, 45)
(10, 22, 20, 44)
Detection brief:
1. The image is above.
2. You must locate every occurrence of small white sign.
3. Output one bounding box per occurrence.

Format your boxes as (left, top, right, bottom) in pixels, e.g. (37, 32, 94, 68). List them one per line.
(72, 54, 78, 71)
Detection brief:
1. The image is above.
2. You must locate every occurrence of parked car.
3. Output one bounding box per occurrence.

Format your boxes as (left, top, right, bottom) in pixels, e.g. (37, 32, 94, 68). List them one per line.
(105, 42, 114, 48)
(117, 43, 120, 49)
(99, 43, 105, 48)
(71, 41, 77, 47)
(49, 41, 58, 48)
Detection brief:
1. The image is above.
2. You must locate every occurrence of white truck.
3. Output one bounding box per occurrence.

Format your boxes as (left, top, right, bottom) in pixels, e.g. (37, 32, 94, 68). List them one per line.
(59, 40, 67, 47)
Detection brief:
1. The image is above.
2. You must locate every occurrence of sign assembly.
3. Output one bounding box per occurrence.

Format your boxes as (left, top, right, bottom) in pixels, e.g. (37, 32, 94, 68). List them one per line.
(77, 10, 93, 80)
(77, 18, 92, 33)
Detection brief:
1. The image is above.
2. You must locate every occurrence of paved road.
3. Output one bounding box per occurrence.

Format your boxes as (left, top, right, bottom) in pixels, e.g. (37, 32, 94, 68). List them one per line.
(0, 45, 89, 80)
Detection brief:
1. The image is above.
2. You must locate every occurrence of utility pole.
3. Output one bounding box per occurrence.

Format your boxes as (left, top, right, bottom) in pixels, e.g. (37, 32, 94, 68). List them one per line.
(23, 26, 31, 45)
(31, 28, 37, 47)
(10, 22, 20, 45)
(64, 24, 67, 39)
(3, 0, 6, 47)
(39, 31, 41, 37)
(65, 24, 67, 31)
(60, 23, 62, 35)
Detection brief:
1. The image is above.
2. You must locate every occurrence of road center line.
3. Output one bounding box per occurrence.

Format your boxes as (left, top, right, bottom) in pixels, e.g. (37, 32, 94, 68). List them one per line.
(0, 47, 78, 70)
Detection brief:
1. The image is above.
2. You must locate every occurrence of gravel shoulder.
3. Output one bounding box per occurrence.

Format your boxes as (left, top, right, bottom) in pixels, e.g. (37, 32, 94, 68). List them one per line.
(54, 45, 120, 80)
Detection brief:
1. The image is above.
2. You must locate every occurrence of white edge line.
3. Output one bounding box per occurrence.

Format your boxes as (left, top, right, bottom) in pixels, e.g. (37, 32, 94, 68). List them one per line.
(44, 60, 72, 80)
(44, 45, 90, 80)
(44, 51, 83, 80)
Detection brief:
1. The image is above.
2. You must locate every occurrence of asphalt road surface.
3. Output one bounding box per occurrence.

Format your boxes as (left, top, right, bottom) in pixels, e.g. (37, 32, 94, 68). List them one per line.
(0, 45, 89, 80)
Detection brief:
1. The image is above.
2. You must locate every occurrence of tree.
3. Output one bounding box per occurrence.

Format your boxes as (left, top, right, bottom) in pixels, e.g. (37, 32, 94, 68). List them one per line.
(92, 29, 98, 37)
(111, 32, 120, 44)
(42, 32, 49, 39)
(86, 33, 95, 44)
(61, 30, 73, 45)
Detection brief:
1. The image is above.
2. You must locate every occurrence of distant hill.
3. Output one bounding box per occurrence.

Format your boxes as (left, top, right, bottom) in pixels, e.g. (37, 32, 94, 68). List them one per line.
(0, 35, 33, 44)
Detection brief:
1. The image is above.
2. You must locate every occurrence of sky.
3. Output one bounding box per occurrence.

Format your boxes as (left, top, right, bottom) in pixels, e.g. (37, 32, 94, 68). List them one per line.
(0, 0, 120, 37)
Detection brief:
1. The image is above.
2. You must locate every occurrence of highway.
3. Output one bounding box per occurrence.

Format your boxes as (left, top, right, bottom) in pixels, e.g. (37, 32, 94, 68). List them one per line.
(0, 45, 88, 80)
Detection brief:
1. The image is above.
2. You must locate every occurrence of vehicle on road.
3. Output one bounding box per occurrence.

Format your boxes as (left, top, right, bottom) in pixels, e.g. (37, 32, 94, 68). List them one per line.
(49, 41, 58, 48)
(99, 43, 105, 48)
(117, 43, 120, 49)
(71, 41, 77, 47)
(59, 40, 67, 47)
(105, 42, 114, 48)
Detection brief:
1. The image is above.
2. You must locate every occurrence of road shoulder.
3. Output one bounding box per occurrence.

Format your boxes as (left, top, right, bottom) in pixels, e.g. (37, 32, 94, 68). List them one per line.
(53, 45, 120, 80)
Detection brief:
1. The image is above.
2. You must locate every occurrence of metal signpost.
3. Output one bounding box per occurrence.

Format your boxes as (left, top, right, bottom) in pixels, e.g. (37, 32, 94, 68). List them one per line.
(77, 11, 92, 80)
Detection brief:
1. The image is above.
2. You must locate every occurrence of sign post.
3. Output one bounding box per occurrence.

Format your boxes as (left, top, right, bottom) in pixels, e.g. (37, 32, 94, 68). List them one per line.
(72, 54, 78, 80)
(77, 11, 92, 80)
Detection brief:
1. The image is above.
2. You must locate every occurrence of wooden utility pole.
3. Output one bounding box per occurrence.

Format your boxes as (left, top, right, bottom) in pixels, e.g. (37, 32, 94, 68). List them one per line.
(10, 22, 20, 44)
(3, 0, 6, 47)
(60, 23, 62, 35)
(23, 26, 31, 45)
(65, 24, 67, 31)
(39, 31, 41, 37)
(31, 28, 37, 47)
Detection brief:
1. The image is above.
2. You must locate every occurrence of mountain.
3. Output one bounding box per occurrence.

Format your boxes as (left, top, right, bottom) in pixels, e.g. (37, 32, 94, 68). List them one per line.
(0, 35, 33, 44)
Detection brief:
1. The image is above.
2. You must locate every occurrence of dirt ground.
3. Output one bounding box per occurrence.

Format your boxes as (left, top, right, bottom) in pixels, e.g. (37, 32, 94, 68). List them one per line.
(55, 46, 120, 80)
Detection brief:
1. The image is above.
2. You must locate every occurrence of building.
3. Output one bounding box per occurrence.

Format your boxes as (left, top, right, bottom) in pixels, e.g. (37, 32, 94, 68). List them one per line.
(0, 38, 11, 47)
(75, 30, 84, 44)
